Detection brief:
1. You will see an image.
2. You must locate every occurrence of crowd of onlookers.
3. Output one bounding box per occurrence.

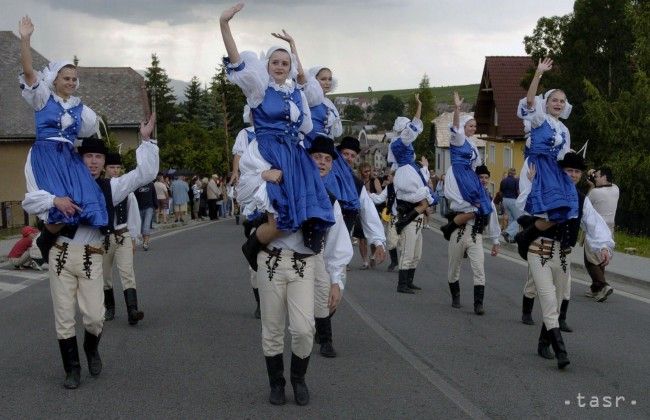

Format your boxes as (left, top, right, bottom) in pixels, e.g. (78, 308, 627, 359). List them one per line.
(152, 172, 236, 224)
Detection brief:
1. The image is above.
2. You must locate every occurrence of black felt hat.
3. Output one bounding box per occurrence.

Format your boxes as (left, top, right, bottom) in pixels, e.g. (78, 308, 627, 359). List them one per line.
(308, 135, 338, 159)
(105, 152, 122, 166)
(559, 152, 586, 170)
(475, 165, 490, 177)
(77, 136, 107, 156)
(336, 136, 361, 153)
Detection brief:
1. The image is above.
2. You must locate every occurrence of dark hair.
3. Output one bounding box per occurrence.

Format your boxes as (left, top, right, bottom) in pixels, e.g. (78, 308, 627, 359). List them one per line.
(598, 166, 613, 182)
(316, 67, 331, 77)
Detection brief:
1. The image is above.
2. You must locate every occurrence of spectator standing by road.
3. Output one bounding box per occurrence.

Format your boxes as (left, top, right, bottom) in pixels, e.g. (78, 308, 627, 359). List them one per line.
(170, 176, 189, 223)
(154, 174, 169, 224)
(584, 166, 619, 301)
(499, 168, 520, 243)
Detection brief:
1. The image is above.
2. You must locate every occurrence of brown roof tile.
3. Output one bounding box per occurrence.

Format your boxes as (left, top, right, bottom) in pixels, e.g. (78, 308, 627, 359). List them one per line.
(475, 56, 534, 138)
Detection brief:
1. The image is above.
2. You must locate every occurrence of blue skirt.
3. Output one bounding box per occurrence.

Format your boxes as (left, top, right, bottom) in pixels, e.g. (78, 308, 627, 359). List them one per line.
(526, 155, 578, 222)
(325, 151, 360, 212)
(257, 134, 335, 232)
(30, 140, 108, 226)
(451, 163, 492, 216)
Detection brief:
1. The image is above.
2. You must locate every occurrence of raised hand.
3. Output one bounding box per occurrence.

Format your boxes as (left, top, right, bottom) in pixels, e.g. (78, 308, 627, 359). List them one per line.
(415, 93, 421, 105)
(536, 57, 553, 74)
(220, 2, 244, 23)
(19, 15, 34, 39)
(453, 91, 463, 108)
(140, 112, 156, 140)
(271, 29, 294, 45)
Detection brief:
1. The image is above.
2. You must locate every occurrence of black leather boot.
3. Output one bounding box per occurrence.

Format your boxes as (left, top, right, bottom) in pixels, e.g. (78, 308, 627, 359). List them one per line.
(449, 281, 461, 308)
(395, 209, 420, 234)
(290, 353, 310, 406)
(514, 217, 542, 260)
(83, 330, 102, 376)
(473, 285, 485, 315)
(537, 324, 554, 359)
(104, 288, 115, 321)
(387, 249, 398, 272)
(559, 300, 573, 332)
(522, 296, 535, 325)
(36, 228, 58, 263)
(548, 327, 570, 369)
(397, 270, 414, 294)
(253, 288, 261, 319)
(264, 354, 286, 405)
(315, 316, 337, 358)
(58, 336, 81, 389)
(124, 288, 144, 325)
(241, 232, 263, 271)
(407, 269, 421, 290)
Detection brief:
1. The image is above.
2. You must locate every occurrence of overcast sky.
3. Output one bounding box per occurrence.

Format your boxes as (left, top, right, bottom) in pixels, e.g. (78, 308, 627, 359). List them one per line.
(3, 1, 575, 94)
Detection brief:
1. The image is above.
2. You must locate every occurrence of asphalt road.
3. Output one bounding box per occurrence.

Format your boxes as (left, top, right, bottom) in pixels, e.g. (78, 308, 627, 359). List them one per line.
(0, 219, 648, 419)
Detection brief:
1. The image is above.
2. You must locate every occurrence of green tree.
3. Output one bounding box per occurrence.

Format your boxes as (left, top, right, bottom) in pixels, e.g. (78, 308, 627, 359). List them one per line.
(372, 94, 404, 130)
(144, 53, 177, 130)
(343, 104, 365, 122)
(158, 122, 230, 175)
(209, 65, 247, 167)
(407, 74, 436, 163)
(183, 76, 203, 122)
(523, 15, 572, 61)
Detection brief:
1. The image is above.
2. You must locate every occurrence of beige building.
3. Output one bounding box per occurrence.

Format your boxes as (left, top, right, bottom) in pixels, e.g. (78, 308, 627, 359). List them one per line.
(0, 31, 146, 228)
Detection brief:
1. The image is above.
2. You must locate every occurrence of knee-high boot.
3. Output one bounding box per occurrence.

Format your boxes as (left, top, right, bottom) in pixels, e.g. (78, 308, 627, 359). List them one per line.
(548, 327, 570, 369)
(559, 299, 573, 332)
(265, 354, 286, 405)
(104, 288, 115, 321)
(522, 296, 535, 325)
(83, 330, 102, 376)
(449, 281, 461, 308)
(58, 336, 81, 389)
(290, 353, 310, 406)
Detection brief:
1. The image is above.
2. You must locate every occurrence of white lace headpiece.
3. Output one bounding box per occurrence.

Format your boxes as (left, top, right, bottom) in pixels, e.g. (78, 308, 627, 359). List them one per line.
(308, 66, 338, 93)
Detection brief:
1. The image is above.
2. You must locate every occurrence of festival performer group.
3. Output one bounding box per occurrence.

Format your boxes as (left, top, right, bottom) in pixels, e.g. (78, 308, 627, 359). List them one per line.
(15, 1, 615, 407)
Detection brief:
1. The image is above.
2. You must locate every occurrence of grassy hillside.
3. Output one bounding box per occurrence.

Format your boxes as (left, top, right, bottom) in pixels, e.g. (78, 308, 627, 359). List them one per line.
(330, 84, 480, 106)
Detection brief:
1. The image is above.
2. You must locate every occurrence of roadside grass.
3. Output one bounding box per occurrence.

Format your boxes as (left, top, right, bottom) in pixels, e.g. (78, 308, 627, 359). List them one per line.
(614, 230, 650, 257)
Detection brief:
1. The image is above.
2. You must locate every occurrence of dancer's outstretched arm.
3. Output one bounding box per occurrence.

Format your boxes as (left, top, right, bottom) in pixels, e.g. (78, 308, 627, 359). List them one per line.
(271, 29, 306, 85)
(526, 57, 552, 108)
(220, 3, 244, 64)
(19, 15, 37, 87)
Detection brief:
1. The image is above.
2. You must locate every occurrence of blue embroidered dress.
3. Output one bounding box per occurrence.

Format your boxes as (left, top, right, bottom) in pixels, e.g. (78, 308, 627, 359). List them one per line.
(444, 126, 492, 216)
(20, 76, 107, 226)
(303, 77, 359, 214)
(517, 96, 577, 222)
(225, 53, 334, 238)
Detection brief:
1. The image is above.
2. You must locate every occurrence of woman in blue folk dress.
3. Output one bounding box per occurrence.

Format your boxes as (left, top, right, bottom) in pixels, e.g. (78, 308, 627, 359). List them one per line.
(18, 16, 107, 258)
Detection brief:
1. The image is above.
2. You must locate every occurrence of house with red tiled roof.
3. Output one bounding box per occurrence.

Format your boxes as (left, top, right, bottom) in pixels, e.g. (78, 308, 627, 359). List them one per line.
(0, 31, 146, 226)
(474, 56, 534, 185)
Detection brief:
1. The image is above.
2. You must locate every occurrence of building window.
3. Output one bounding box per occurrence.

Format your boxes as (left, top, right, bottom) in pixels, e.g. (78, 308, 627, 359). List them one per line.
(489, 144, 496, 164)
(504, 146, 512, 169)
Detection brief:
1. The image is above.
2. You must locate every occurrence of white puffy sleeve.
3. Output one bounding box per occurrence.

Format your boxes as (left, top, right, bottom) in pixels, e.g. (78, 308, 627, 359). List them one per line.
(399, 117, 423, 145)
(581, 196, 615, 255)
(110, 140, 159, 205)
(517, 158, 532, 213)
(232, 128, 249, 156)
(517, 96, 546, 128)
(223, 51, 268, 108)
(470, 142, 482, 170)
(127, 193, 141, 241)
(449, 125, 466, 147)
(394, 167, 433, 205)
(78, 105, 99, 138)
(298, 90, 313, 135)
(303, 75, 324, 107)
(19, 73, 50, 111)
(556, 123, 571, 160)
(369, 187, 388, 205)
(236, 140, 272, 214)
(359, 187, 386, 246)
(323, 201, 354, 289)
(483, 202, 501, 245)
(444, 170, 477, 213)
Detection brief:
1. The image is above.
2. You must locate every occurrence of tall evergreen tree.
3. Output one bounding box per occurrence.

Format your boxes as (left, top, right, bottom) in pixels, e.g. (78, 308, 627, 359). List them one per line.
(408, 75, 436, 162)
(183, 76, 203, 122)
(144, 53, 177, 130)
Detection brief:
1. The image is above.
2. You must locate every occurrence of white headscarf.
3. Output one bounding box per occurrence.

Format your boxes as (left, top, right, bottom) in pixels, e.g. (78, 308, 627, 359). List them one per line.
(41, 60, 79, 91)
(542, 89, 572, 119)
(261, 46, 298, 82)
(459, 115, 475, 131)
(307, 66, 338, 93)
(393, 116, 410, 133)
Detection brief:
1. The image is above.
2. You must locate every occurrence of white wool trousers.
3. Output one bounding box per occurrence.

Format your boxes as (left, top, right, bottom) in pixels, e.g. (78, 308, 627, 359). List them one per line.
(523, 262, 571, 300)
(102, 232, 137, 290)
(527, 242, 571, 329)
(313, 254, 331, 319)
(398, 214, 424, 270)
(447, 225, 485, 286)
(49, 242, 105, 339)
(385, 217, 399, 251)
(257, 250, 315, 359)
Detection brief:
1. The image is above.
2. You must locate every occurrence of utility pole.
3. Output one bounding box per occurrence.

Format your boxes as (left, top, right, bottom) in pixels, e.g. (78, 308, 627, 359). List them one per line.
(151, 86, 157, 139)
(219, 69, 231, 168)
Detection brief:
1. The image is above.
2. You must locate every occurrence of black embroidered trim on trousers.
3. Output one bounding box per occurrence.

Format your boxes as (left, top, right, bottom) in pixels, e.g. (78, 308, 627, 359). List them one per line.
(291, 255, 306, 278)
(455, 224, 466, 243)
(83, 246, 94, 279)
(103, 234, 111, 251)
(265, 253, 281, 282)
(54, 243, 69, 276)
